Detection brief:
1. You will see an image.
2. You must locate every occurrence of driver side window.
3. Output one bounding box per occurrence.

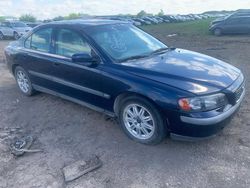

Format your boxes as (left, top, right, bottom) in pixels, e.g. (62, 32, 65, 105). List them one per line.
(226, 18, 242, 25)
(1, 22, 11, 28)
(55, 29, 92, 58)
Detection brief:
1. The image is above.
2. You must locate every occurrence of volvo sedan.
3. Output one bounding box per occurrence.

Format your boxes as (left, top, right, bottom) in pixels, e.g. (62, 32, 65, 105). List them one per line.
(5, 19, 245, 144)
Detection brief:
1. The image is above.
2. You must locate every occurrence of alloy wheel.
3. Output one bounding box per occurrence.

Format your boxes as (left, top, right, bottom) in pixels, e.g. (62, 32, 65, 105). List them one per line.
(16, 70, 30, 93)
(123, 104, 155, 140)
(214, 28, 221, 36)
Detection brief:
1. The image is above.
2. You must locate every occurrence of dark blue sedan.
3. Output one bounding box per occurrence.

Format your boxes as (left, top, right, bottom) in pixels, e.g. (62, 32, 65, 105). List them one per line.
(4, 19, 245, 144)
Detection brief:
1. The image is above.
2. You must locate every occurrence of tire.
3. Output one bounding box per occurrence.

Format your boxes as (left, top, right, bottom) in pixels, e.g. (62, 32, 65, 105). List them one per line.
(214, 28, 222, 36)
(14, 32, 19, 40)
(118, 96, 167, 145)
(0, 32, 4, 40)
(14, 66, 35, 96)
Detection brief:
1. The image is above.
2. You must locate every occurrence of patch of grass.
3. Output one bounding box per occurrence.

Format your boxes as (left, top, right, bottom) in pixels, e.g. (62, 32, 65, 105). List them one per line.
(140, 18, 214, 37)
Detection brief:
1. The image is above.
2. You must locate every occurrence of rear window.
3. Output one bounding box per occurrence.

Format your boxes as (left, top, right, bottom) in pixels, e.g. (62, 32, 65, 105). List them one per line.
(11, 22, 27, 27)
(25, 28, 52, 53)
(227, 17, 250, 24)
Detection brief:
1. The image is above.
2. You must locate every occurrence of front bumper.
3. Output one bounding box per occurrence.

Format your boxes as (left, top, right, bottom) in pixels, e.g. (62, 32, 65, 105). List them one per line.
(168, 80, 245, 140)
(180, 88, 245, 126)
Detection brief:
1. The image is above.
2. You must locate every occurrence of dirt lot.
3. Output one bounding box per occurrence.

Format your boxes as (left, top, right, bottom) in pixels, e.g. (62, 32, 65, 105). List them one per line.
(0, 33, 250, 188)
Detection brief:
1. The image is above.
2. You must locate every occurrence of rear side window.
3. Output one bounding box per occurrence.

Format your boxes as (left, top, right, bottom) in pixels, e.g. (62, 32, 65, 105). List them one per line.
(241, 17, 250, 24)
(55, 29, 91, 58)
(226, 18, 239, 24)
(226, 17, 249, 24)
(25, 28, 52, 53)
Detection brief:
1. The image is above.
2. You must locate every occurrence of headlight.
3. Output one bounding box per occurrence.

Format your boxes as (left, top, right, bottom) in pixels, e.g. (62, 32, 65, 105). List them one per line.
(178, 93, 227, 112)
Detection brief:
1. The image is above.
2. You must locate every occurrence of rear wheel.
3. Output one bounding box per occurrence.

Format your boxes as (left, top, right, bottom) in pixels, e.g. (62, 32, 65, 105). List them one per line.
(118, 96, 167, 145)
(14, 66, 35, 96)
(214, 28, 222, 36)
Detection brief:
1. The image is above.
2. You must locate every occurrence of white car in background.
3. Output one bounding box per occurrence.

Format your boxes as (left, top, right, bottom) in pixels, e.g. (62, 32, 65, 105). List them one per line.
(0, 21, 31, 40)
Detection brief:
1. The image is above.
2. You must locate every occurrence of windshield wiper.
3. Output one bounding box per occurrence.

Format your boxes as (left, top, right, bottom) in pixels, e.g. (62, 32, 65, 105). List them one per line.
(150, 47, 169, 55)
(119, 47, 173, 63)
(120, 54, 150, 62)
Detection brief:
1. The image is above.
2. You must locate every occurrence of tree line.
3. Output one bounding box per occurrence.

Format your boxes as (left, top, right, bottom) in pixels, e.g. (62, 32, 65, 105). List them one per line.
(1, 10, 165, 23)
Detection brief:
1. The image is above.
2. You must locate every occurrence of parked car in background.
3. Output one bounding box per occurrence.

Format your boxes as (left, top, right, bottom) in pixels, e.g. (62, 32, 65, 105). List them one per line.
(25, 22, 42, 28)
(130, 19, 141, 26)
(95, 12, 224, 27)
(141, 18, 151, 25)
(133, 18, 150, 25)
(161, 15, 178, 23)
(0, 21, 31, 40)
(160, 16, 170, 23)
(5, 19, 245, 144)
(154, 16, 164, 23)
(209, 10, 250, 36)
(143, 16, 158, 24)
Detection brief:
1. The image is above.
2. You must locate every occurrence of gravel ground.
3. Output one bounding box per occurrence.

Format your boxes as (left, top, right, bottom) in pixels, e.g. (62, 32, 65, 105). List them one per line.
(0, 33, 250, 188)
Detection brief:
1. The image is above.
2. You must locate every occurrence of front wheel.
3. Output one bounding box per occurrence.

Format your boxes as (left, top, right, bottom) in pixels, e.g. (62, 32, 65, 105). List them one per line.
(14, 32, 19, 40)
(14, 66, 35, 96)
(118, 96, 167, 145)
(214, 28, 222, 36)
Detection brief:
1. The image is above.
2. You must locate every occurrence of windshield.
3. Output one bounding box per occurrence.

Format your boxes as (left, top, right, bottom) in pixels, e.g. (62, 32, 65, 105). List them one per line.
(11, 22, 27, 27)
(85, 24, 167, 61)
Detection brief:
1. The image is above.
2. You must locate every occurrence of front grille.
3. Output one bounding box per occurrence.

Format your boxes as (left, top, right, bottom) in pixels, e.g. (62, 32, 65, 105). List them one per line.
(234, 83, 244, 103)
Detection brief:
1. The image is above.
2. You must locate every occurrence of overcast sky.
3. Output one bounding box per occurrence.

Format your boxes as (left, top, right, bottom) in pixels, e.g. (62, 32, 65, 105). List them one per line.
(0, 0, 250, 19)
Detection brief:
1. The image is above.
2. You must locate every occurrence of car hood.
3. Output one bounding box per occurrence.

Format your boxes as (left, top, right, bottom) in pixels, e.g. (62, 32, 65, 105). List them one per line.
(211, 17, 226, 25)
(211, 20, 223, 25)
(121, 49, 241, 95)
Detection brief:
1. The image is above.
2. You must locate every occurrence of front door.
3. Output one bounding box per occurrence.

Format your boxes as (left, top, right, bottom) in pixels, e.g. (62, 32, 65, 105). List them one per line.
(50, 28, 108, 110)
(1, 22, 14, 37)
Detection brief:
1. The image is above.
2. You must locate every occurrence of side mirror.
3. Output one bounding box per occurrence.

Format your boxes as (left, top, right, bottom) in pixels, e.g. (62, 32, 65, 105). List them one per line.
(72, 53, 100, 66)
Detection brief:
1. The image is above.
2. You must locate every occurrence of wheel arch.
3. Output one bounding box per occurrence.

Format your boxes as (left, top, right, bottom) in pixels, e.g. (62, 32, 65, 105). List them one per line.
(213, 27, 223, 35)
(113, 91, 163, 117)
(12, 64, 20, 75)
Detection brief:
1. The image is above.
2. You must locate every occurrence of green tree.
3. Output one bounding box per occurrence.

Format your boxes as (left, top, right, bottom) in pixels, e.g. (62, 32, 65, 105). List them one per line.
(19, 14, 36, 22)
(65, 13, 81, 20)
(0, 16, 5, 22)
(137, 10, 147, 17)
(53, 16, 64, 21)
(157, 9, 164, 16)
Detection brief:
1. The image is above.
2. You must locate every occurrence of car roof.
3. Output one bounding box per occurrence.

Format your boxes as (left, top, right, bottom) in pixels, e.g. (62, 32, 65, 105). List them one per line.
(45, 19, 129, 28)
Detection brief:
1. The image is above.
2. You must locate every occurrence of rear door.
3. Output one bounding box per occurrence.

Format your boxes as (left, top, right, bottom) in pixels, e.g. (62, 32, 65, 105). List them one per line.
(246, 17, 250, 33)
(20, 26, 56, 90)
(224, 17, 249, 34)
(238, 17, 250, 33)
